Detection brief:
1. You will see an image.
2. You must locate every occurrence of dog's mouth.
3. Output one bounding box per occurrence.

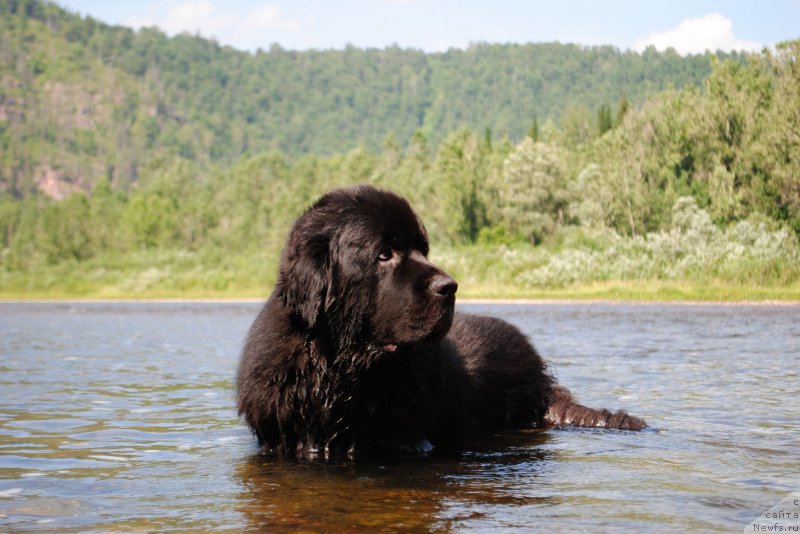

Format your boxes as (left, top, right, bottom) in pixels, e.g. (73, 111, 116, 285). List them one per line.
(428, 307, 454, 342)
(381, 302, 454, 354)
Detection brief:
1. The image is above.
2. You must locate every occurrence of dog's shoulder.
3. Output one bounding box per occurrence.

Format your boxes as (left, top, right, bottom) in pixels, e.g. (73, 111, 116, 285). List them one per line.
(447, 312, 533, 362)
(240, 297, 304, 371)
(443, 311, 554, 429)
(237, 296, 313, 445)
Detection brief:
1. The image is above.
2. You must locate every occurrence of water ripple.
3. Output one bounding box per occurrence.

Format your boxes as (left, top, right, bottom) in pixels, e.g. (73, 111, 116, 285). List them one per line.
(1, 302, 798, 531)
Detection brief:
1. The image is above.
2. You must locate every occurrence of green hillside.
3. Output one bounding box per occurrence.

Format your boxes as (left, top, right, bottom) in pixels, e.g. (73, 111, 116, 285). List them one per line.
(1, 0, 799, 300)
(0, 0, 737, 195)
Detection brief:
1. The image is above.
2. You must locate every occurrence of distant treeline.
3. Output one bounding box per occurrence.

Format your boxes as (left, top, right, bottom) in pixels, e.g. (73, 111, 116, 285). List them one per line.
(1, 42, 799, 294)
(1, 0, 739, 193)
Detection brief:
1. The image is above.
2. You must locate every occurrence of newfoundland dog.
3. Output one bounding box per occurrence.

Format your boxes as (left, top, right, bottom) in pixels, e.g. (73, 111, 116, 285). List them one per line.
(237, 185, 646, 457)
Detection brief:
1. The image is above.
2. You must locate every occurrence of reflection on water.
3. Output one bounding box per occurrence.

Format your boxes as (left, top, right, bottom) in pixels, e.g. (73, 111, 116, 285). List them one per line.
(237, 432, 555, 532)
(0, 302, 798, 531)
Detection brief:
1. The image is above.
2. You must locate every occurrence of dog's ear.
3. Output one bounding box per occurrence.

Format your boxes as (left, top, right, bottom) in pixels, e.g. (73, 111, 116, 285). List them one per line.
(276, 218, 333, 327)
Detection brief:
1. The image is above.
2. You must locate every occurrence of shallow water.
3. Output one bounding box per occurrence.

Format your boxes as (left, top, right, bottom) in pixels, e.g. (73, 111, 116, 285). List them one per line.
(0, 301, 798, 532)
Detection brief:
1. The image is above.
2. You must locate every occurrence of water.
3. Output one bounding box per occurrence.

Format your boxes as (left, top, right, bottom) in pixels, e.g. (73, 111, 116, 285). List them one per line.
(0, 301, 797, 532)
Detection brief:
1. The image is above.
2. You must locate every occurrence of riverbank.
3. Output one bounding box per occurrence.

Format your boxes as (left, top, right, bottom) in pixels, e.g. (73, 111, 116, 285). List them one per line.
(2, 280, 799, 303)
(3, 245, 799, 303)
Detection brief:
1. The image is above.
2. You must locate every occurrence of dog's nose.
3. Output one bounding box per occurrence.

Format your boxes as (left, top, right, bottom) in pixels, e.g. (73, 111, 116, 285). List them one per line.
(430, 274, 458, 297)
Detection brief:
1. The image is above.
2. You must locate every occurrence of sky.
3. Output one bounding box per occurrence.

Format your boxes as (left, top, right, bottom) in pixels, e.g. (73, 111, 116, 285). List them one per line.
(57, 0, 800, 55)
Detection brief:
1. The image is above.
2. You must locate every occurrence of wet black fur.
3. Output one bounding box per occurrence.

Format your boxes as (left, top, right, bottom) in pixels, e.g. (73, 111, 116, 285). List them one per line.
(237, 185, 645, 457)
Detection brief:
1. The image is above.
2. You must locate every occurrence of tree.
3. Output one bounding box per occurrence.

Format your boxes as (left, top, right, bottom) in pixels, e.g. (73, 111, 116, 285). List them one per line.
(569, 163, 614, 228)
(580, 126, 654, 237)
(433, 129, 487, 243)
(0, 196, 21, 249)
(597, 104, 613, 136)
(702, 55, 773, 222)
(40, 194, 94, 262)
(528, 117, 540, 142)
(615, 93, 630, 127)
(88, 176, 127, 253)
(560, 105, 594, 146)
(757, 41, 800, 233)
(125, 192, 177, 249)
(499, 138, 568, 243)
(707, 164, 740, 223)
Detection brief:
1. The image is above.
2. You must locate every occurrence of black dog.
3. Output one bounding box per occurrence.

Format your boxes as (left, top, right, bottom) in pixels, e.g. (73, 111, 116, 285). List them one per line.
(237, 185, 646, 457)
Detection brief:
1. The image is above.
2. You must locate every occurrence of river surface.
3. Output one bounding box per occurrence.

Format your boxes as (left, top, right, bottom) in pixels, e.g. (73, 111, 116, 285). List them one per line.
(0, 301, 798, 532)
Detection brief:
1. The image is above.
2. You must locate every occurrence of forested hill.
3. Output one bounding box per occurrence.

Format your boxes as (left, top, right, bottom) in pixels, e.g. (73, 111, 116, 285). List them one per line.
(0, 0, 741, 196)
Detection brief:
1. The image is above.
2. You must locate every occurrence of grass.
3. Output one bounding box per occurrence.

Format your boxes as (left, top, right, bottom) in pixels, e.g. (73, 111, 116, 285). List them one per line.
(2, 269, 798, 303)
(0, 248, 276, 300)
(455, 280, 800, 302)
(2, 243, 799, 303)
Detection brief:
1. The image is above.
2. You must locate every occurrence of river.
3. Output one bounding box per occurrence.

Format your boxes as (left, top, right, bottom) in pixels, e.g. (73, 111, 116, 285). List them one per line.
(0, 301, 798, 531)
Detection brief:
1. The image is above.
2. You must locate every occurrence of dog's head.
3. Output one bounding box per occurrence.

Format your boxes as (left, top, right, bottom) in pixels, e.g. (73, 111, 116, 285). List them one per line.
(276, 184, 457, 350)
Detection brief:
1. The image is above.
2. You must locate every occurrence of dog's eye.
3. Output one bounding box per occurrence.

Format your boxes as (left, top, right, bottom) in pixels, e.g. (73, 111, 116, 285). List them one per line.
(377, 247, 393, 262)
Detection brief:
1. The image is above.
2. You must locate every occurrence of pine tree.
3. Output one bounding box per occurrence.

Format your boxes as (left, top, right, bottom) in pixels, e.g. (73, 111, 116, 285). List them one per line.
(528, 117, 540, 142)
(597, 104, 613, 135)
(615, 94, 630, 127)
